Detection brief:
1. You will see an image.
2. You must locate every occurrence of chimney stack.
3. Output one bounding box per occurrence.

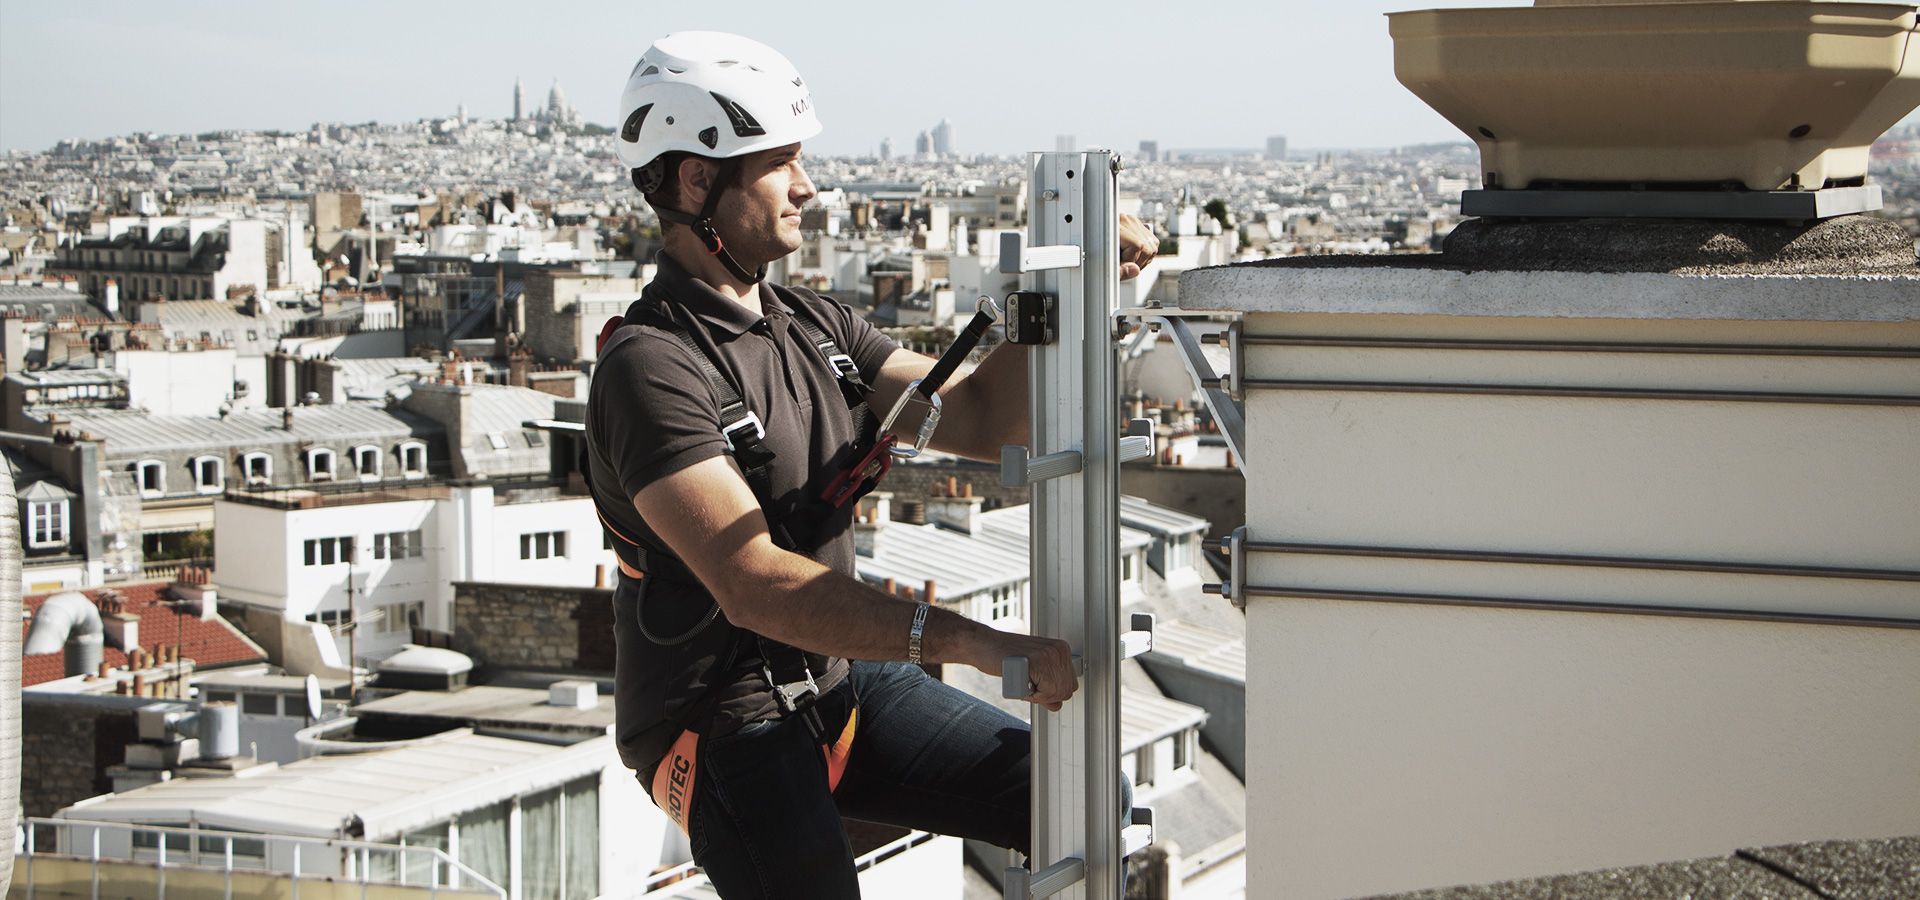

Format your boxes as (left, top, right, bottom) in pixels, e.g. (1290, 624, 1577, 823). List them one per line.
(853, 492, 892, 558)
(282, 408, 295, 430)
(926, 483, 985, 535)
(104, 278, 120, 315)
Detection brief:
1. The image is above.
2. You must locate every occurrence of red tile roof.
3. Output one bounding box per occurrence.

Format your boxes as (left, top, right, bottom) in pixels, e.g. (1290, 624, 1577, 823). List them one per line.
(20, 581, 267, 687)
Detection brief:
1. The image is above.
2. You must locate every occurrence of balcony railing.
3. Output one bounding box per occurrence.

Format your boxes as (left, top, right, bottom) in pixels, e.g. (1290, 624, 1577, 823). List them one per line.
(18, 817, 505, 899)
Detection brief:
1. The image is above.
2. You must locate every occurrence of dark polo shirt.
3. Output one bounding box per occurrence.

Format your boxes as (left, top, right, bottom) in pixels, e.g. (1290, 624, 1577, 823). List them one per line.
(586, 251, 899, 774)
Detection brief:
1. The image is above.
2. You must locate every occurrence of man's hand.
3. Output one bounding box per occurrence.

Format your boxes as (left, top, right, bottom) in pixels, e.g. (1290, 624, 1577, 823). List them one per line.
(954, 626, 1079, 711)
(1118, 213, 1158, 281)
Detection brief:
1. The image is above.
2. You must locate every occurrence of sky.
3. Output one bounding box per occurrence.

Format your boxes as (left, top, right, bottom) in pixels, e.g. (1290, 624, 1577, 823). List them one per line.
(0, 0, 1526, 156)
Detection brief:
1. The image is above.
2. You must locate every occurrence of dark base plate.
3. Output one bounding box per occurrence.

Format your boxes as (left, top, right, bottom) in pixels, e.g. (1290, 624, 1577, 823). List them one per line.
(1462, 185, 1882, 222)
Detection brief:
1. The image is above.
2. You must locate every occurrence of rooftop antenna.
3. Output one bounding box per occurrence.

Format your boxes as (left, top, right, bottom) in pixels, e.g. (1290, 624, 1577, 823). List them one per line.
(997, 149, 1158, 899)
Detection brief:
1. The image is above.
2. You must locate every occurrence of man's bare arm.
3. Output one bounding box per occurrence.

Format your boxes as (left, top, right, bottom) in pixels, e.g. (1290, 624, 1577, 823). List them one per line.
(633, 455, 1079, 707)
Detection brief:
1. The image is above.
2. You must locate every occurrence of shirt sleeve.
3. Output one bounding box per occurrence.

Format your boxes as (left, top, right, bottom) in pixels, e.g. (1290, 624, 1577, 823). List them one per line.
(591, 330, 729, 501)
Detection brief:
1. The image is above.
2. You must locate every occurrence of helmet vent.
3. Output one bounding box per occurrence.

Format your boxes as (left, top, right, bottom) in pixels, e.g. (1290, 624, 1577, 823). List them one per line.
(710, 92, 767, 138)
(666, 66, 685, 74)
(791, 77, 803, 87)
(716, 60, 739, 67)
(620, 104, 652, 143)
(698, 126, 719, 150)
(639, 65, 660, 77)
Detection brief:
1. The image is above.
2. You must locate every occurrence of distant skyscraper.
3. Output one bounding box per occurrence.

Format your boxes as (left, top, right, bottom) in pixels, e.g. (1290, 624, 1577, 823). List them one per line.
(931, 119, 955, 158)
(879, 136, 893, 160)
(1138, 140, 1159, 162)
(1267, 135, 1288, 161)
(514, 78, 526, 121)
(915, 130, 933, 158)
(1056, 134, 1076, 152)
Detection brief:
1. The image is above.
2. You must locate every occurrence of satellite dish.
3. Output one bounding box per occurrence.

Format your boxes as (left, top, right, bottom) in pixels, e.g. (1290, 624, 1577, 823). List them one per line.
(304, 674, 323, 721)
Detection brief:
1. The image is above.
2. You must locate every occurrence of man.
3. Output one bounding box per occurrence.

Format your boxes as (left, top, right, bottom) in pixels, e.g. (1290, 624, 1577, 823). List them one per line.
(588, 31, 1157, 898)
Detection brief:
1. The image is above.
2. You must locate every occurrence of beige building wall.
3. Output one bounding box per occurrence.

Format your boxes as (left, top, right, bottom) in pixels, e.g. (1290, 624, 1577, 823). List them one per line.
(1193, 268, 1920, 899)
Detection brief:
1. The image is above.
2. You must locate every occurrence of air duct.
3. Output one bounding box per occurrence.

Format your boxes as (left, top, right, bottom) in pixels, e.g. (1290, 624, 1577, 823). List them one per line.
(198, 701, 240, 760)
(24, 591, 104, 678)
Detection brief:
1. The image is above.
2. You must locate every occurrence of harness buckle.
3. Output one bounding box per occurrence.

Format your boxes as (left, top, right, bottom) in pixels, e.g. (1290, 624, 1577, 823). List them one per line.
(721, 411, 765, 451)
(825, 353, 860, 380)
(764, 663, 821, 715)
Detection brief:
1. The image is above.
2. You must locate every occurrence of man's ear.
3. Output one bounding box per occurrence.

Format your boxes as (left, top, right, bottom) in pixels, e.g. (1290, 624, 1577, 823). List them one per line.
(679, 157, 719, 211)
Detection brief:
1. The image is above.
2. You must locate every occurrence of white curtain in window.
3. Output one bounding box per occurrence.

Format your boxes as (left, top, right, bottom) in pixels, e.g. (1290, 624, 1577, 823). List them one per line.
(456, 802, 511, 893)
(564, 777, 599, 900)
(523, 787, 564, 900)
(404, 823, 450, 886)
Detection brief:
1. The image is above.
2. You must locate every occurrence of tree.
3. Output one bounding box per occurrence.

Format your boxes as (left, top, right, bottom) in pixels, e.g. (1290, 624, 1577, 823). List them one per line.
(1203, 198, 1233, 230)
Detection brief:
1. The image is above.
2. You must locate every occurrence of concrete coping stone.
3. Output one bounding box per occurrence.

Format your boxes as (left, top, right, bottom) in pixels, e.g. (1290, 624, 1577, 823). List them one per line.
(1180, 216, 1920, 323)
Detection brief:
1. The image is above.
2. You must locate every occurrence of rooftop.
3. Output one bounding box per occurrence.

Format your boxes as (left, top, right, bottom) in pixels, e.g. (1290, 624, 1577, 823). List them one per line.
(41, 403, 436, 454)
(21, 582, 266, 688)
(60, 729, 613, 841)
(351, 684, 615, 732)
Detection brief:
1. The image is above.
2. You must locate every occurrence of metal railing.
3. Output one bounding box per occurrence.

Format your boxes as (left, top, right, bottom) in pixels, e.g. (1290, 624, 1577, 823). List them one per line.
(19, 817, 506, 900)
(638, 829, 940, 897)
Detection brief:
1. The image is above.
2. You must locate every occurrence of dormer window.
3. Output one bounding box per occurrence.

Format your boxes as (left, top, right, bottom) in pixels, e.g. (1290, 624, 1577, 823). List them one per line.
(190, 456, 223, 494)
(398, 442, 427, 479)
(241, 452, 272, 485)
(26, 499, 68, 549)
(352, 445, 382, 481)
(306, 448, 337, 482)
(135, 460, 166, 497)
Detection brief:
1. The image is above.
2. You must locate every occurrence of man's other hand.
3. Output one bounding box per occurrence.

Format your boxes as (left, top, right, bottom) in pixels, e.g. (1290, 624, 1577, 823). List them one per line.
(1118, 213, 1158, 281)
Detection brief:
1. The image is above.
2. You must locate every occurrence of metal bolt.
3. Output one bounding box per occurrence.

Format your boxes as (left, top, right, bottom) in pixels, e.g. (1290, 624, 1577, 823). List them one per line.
(1041, 189, 1058, 201)
(1111, 156, 1124, 174)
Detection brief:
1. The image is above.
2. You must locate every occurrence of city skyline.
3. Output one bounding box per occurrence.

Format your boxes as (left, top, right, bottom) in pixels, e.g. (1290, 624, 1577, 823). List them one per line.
(3, 0, 1556, 157)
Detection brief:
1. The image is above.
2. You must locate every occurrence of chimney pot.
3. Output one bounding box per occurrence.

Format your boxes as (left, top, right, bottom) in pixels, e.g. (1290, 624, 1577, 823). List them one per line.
(923, 579, 938, 606)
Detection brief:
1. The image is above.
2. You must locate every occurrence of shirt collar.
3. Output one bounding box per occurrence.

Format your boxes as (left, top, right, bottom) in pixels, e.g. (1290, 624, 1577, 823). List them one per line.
(650, 250, 786, 337)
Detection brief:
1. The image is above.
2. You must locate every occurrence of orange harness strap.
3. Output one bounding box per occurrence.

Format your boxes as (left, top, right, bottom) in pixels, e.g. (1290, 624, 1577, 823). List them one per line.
(649, 707, 859, 835)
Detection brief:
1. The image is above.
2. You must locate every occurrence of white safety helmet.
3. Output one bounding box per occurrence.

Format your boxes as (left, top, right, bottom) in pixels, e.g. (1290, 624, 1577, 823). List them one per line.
(615, 31, 822, 188)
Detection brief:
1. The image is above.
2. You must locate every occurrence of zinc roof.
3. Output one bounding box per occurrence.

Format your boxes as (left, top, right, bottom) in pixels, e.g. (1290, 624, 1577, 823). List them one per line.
(1144, 619, 1247, 684)
(59, 730, 614, 840)
(853, 520, 1026, 600)
(1119, 495, 1210, 537)
(45, 404, 435, 454)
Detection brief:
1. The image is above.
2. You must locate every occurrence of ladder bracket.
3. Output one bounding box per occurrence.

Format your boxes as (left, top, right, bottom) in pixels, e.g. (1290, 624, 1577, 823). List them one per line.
(1120, 612, 1155, 660)
(999, 231, 1084, 274)
(1001, 445, 1084, 488)
(1118, 417, 1155, 465)
(1122, 806, 1156, 858)
(1005, 856, 1087, 900)
(1202, 525, 1249, 608)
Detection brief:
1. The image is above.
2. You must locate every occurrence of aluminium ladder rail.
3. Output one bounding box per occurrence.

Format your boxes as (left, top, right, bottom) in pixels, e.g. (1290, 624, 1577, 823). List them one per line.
(996, 150, 1156, 900)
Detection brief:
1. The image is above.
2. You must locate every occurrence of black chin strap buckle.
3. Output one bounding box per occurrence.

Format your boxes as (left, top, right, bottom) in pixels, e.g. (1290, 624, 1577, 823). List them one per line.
(693, 220, 725, 256)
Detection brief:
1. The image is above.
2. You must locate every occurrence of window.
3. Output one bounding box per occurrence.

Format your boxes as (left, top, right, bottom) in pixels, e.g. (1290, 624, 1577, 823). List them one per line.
(303, 536, 353, 566)
(190, 456, 223, 493)
(26, 499, 68, 548)
(486, 432, 509, 450)
(373, 530, 423, 560)
(988, 585, 1019, 622)
(136, 460, 166, 496)
(399, 441, 428, 478)
(352, 445, 381, 480)
(1135, 741, 1156, 789)
(313, 608, 353, 629)
(307, 448, 337, 482)
(1122, 553, 1135, 581)
(519, 531, 567, 560)
(204, 690, 237, 705)
(1173, 729, 1195, 772)
(241, 693, 278, 716)
(378, 601, 425, 634)
(241, 451, 271, 485)
(1169, 535, 1194, 572)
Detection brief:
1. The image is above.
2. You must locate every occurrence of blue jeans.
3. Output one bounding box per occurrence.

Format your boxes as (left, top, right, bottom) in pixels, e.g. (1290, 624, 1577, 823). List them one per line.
(684, 660, 1131, 899)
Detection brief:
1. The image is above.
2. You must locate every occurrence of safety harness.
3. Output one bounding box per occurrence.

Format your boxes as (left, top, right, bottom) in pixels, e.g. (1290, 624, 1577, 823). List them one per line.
(593, 289, 1003, 834)
(593, 297, 883, 833)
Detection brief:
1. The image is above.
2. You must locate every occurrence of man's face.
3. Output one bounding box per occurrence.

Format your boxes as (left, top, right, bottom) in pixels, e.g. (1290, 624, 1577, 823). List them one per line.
(712, 143, 816, 264)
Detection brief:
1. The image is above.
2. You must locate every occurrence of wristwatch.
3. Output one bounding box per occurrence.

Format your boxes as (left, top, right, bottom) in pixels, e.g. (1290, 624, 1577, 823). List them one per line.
(908, 603, 930, 664)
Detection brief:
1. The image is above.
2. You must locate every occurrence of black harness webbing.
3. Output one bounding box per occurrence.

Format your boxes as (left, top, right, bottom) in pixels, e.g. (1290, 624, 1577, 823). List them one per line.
(594, 296, 882, 737)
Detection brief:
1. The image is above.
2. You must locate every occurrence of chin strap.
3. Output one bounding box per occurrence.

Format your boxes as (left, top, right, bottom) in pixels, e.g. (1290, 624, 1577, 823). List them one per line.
(654, 157, 767, 286)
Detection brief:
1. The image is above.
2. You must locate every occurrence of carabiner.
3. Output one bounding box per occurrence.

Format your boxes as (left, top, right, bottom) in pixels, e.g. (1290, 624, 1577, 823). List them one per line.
(879, 380, 940, 459)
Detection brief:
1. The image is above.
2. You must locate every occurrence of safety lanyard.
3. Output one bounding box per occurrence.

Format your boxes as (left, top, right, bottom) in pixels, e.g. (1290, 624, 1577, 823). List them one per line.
(877, 296, 1003, 460)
